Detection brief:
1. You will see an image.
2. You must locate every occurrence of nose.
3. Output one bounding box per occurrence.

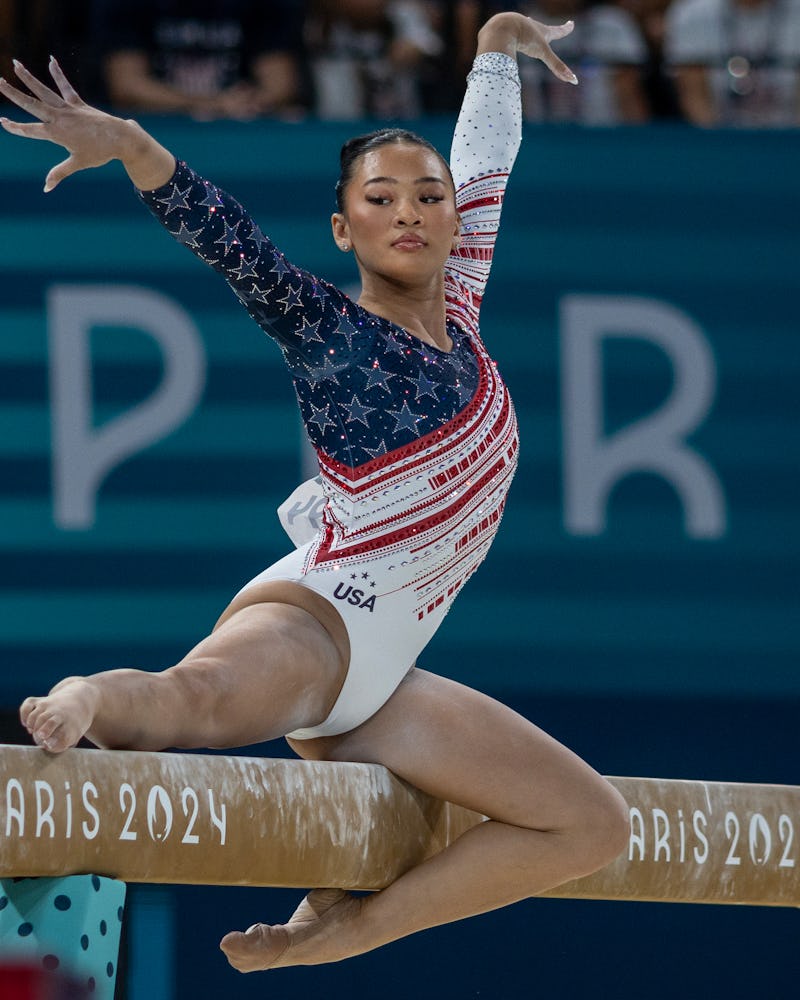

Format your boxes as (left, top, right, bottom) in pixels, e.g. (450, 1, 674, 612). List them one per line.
(394, 198, 422, 226)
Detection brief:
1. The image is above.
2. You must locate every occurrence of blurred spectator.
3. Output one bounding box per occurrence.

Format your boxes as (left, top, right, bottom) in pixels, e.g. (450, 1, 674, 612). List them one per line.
(421, 1, 509, 110)
(517, 0, 651, 123)
(91, 0, 306, 119)
(665, 0, 800, 126)
(619, 0, 683, 117)
(307, 0, 443, 118)
(0, 1, 14, 88)
(0, 1, 50, 92)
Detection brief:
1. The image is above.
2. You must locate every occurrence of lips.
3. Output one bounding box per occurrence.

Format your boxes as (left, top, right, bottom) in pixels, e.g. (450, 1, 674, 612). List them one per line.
(392, 236, 427, 250)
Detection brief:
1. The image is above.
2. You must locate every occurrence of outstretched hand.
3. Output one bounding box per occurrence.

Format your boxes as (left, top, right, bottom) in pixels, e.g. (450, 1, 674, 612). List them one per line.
(517, 19, 578, 85)
(477, 13, 578, 86)
(0, 58, 127, 191)
(0, 58, 175, 192)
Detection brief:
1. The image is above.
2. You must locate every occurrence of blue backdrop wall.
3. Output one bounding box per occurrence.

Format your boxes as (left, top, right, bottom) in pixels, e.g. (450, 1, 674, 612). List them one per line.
(0, 117, 798, 999)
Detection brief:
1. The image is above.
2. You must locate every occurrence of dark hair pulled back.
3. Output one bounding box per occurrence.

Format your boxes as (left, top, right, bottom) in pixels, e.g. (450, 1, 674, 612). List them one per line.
(335, 128, 454, 213)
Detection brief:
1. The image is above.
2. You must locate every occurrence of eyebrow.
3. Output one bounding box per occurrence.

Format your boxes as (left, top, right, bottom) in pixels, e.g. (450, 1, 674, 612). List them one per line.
(363, 176, 447, 187)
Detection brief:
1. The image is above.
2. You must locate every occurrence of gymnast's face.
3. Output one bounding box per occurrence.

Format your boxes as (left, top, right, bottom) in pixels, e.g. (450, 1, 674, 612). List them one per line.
(331, 143, 460, 286)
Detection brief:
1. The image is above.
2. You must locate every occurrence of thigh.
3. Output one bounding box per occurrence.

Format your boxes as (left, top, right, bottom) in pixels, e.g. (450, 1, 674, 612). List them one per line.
(167, 601, 348, 748)
(290, 668, 614, 831)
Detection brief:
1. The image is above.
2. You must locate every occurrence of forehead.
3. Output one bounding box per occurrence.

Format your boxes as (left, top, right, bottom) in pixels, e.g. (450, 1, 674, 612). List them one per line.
(354, 142, 449, 183)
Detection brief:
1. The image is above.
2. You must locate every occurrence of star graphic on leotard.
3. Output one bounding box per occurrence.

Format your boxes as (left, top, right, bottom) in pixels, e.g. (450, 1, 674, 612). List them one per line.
(455, 377, 475, 407)
(388, 400, 421, 434)
(237, 281, 271, 304)
(248, 223, 270, 252)
(277, 283, 304, 313)
(383, 334, 409, 358)
(173, 221, 204, 246)
(214, 218, 242, 253)
(309, 277, 327, 302)
(362, 439, 387, 460)
(297, 316, 324, 345)
(233, 256, 260, 281)
(199, 185, 224, 209)
(343, 394, 375, 427)
(316, 350, 349, 380)
(360, 361, 395, 395)
(337, 314, 362, 350)
(158, 185, 192, 215)
(414, 370, 439, 402)
(270, 254, 292, 280)
(193, 242, 220, 264)
(308, 401, 336, 433)
(447, 350, 467, 375)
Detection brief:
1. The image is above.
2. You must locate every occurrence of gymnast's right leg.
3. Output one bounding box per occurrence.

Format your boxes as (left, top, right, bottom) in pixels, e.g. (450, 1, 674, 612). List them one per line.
(19, 597, 348, 754)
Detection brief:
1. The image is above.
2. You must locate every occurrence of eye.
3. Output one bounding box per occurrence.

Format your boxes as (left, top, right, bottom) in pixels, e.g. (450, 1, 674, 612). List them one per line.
(420, 195, 445, 204)
(366, 195, 391, 205)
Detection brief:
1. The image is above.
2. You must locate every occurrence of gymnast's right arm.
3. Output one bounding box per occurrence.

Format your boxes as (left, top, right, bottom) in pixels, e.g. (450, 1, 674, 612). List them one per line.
(1, 57, 343, 373)
(0, 57, 175, 192)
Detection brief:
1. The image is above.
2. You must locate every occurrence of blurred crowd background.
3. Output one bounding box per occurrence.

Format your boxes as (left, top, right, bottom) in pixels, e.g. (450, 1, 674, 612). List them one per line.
(1, 0, 798, 128)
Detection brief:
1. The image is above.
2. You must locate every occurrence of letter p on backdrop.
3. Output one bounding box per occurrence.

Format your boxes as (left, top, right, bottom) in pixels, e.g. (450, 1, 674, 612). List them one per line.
(48, 285, 206, 530)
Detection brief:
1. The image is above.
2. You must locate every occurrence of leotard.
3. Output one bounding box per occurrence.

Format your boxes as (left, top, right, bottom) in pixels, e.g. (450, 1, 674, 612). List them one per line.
(139, 51, 523, 738)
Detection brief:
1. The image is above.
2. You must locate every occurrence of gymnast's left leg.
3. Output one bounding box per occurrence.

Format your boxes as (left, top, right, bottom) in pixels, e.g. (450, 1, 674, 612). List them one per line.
(220, 667, 630, 970)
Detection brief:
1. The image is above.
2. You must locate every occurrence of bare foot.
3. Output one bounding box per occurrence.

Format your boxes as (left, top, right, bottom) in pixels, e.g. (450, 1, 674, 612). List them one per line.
(19, 678, 99, 753)
(220, 889, 364, 971)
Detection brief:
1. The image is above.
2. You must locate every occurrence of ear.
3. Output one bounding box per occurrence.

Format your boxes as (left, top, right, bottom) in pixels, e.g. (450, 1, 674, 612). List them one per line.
(331, 212, 351, 252)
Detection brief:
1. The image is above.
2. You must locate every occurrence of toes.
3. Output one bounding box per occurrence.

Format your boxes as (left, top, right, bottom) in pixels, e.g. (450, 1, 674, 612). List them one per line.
(34, 714, 59, 740)
(29, 713, 72, 753)
(19, 696, 42, 728)
(219, 924, 290, 972)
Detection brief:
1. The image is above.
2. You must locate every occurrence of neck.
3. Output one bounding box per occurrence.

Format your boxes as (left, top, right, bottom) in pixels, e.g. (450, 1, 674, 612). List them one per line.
(358, 272, 450, 350)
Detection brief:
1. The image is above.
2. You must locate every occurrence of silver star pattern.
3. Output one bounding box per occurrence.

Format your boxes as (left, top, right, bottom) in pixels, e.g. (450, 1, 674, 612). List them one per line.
(360, 362, 396, 395)
(159, 185, 192, 215)
(308, 401, 336, 433)
(389, 400, 421, 435)
(344, 394, 375, 427)
(215, 218, 241, 253)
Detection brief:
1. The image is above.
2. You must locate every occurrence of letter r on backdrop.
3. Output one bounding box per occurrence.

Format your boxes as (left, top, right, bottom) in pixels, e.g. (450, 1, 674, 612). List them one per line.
(560, 295, 726, 538)
(48, 285, 206, 530)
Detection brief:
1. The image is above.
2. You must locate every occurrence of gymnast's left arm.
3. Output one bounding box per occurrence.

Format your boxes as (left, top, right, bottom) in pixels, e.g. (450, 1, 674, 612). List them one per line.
(446, 13, 577, 313)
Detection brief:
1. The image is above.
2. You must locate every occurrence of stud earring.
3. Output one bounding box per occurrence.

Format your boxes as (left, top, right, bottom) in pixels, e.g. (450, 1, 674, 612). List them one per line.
(340, 242, 350, 252)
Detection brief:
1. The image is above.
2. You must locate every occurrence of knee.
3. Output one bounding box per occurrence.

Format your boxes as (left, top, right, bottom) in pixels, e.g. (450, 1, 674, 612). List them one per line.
(572, 780, 631, 876)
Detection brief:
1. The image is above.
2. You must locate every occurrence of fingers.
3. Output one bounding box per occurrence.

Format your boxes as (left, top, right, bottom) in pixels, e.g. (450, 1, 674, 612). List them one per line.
(0, 75, 49, 120)
(0, 57, 82, 124)
(44, 154, 78, 193)
(12, 59, 63, 107)
(519, 18, 579, 85)
(0, 118, 76, 192)
(0, 117, 51, 141)
(544, 20, 576, 42)
(546, 53, 579, 86)
(49, 57, 82, 104)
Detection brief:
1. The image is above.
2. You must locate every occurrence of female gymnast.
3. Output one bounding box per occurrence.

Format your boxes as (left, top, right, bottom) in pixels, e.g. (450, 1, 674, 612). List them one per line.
(1, 12, 629, 972)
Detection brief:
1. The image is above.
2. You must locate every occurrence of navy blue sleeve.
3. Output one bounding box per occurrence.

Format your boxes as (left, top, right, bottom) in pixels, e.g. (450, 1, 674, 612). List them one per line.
(137, 160, 363, 378)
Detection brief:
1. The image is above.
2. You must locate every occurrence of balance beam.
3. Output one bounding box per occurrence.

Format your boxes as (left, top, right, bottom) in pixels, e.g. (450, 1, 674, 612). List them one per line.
(1, 745, 797, 906)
